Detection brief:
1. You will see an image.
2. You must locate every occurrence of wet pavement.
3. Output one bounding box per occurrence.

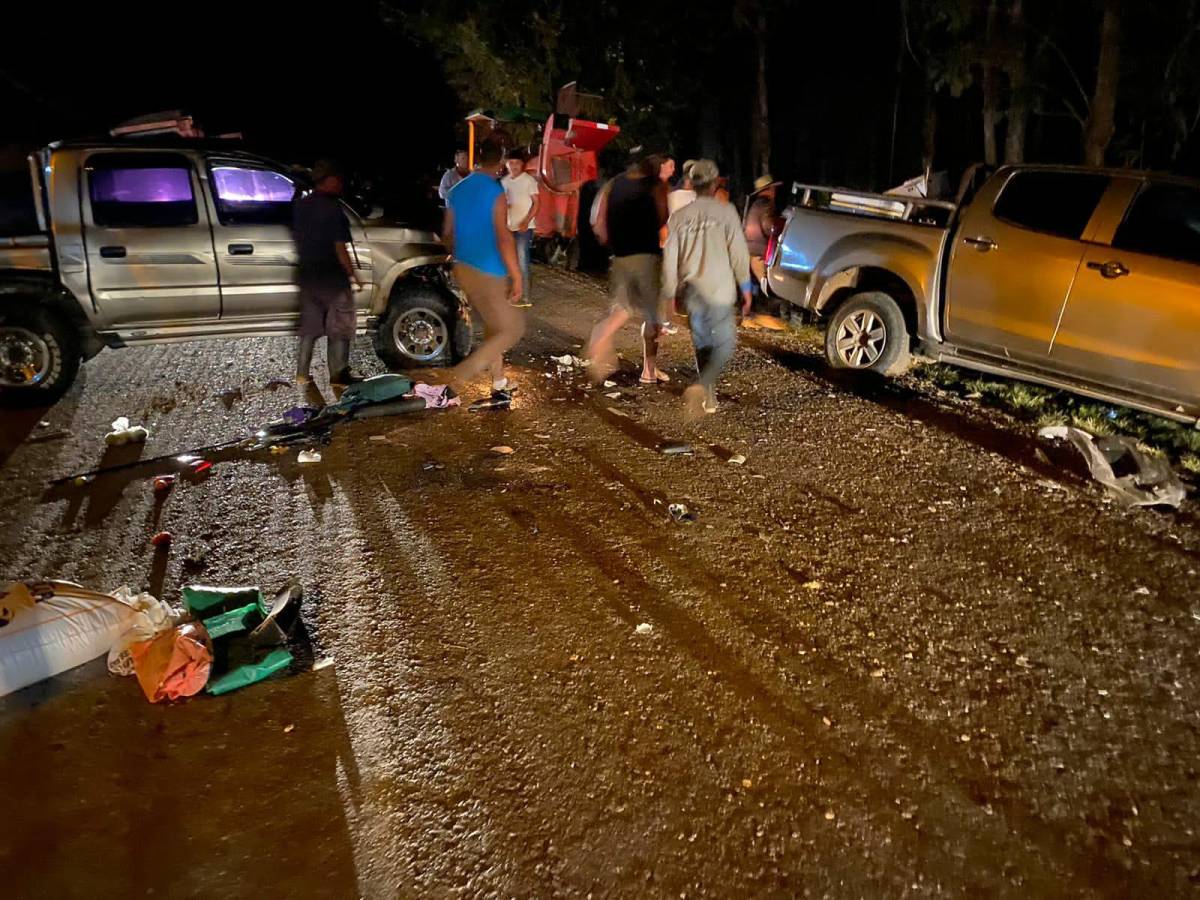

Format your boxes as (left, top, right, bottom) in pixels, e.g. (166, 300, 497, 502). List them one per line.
(2, 267, 1199, 898)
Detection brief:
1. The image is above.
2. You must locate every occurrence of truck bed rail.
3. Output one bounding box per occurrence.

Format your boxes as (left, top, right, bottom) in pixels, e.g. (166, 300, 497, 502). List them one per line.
(789, 182, 956, 227)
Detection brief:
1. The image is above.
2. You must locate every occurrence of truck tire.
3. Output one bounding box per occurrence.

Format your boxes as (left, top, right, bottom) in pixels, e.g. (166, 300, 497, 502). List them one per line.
(373, 285, 471, 369)
(0, 305, 82, 408)
(824, 291, 911, 377)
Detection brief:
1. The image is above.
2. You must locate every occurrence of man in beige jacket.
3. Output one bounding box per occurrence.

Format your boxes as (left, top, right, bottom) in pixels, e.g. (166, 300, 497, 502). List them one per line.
(660, 159, 752, 416)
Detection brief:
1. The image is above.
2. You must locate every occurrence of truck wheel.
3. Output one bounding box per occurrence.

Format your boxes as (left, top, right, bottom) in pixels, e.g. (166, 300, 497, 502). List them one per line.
(0, 306, 81, 408)
(824, 291, 911, 376)
(373, 286, 469, 369)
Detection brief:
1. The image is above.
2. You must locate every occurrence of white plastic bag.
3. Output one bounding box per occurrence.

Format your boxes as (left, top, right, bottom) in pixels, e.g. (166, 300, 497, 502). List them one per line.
(0, 581, 140, 697)
(106, 588, 180, 676)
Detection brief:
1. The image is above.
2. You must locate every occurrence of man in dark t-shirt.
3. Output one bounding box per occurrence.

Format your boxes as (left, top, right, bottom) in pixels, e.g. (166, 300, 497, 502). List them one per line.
(585, 153, 669, 385)
(292, 160, 363, 386)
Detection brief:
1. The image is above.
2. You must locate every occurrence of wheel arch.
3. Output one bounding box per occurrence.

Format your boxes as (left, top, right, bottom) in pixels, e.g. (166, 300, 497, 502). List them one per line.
(815, 267, 920, 349)
(374, 256, 453, 315)
(0, 273, 103, 359)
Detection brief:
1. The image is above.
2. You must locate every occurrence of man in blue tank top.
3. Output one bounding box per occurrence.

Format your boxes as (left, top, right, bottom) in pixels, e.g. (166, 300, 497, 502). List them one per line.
(443, 139, 525, 410)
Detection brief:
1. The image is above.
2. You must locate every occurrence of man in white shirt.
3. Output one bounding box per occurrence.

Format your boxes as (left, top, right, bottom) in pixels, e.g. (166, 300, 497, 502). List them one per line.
(667, 159, 698, 217)
(502, 152, 541, 308)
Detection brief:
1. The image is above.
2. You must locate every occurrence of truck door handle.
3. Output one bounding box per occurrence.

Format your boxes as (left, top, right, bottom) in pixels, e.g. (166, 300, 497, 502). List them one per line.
(1086, 259, 1130, 279)
(99, 245, 126, 258)
(228, 243, 254, 256)
(964, 235, 998, 251)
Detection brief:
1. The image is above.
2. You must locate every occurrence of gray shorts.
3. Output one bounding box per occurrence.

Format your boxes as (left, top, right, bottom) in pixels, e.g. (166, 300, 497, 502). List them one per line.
(298, 282, 355, 339)
(610, 254, 664, 326)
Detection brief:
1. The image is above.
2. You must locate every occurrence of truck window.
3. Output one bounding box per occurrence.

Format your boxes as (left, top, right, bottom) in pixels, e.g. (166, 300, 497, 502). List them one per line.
(1112, 183, 1200, 267)
(87, 153, 198, 228)
(210, 165, 296, 226)
(993, 171, 1107, 240)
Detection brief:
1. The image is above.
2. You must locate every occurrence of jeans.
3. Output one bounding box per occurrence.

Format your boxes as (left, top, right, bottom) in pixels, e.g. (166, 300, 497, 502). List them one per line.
(686, 295, 737, 391)
(512, 229, 533, 300)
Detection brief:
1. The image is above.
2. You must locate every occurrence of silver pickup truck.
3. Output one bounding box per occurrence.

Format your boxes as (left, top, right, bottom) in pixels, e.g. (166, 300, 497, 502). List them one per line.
(766, 165, 1200, 424)
(0, 139, 470, 406)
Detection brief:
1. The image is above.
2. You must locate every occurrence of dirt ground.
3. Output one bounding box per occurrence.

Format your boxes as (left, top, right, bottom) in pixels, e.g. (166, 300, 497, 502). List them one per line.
(2, 267, 1199, 898)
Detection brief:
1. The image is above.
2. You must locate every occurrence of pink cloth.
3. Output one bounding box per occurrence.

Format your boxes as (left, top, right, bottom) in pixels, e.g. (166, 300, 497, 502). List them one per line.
(131, 622, 212, 703)
(411, 383, 460, 410)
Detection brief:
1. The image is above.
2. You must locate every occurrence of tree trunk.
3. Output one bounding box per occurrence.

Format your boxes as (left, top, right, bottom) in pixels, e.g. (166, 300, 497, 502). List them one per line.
(751, 8, 771, 177)
(981, 0, 1002, 167)
(922, 87, 938, 173)
(1004, 0, 1028, 163)
(1082, 0, 1122, 166)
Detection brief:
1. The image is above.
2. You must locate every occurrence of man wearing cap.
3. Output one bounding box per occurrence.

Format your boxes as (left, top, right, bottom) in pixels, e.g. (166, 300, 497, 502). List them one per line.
(661, 159, 752, 416)
(292, 159, 364, 386)
(744, 174, 780, 289)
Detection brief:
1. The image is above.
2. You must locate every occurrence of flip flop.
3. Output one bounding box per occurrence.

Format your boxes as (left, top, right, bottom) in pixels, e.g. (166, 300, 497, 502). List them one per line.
(638, 371, 671, 384)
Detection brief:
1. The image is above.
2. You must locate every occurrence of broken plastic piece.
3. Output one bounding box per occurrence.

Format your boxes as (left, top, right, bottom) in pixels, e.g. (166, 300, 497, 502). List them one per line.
(1038, 425, 1186, 508)
(206, 648, 293, 696)
(728, 454, 747, 466)
(661, 443, 694, 456)
(297, 450, 322, 464)
(190, 459, 213, 475)
(635, 622, 654, 635)
(182, 585, 265, 616)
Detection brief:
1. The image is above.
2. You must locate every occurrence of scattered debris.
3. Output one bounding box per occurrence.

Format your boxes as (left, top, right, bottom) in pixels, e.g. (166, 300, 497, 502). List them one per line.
(1, 581, 145, 697)
(606, 407, 632, 419)
(551, 354, 587, 368)
(740, 313, 788, 331)
(284, 723, 295, 734)
(1134, 586, 1151, 596)
(152, 474, 177, 492)
(661, 443, 694, 456)
(368, 434, 388, 442)
(107, 589, 180, 676)
(1038, 425, 1186, 508)
(281, 405, 322, 426)
(312, 657, 335, 672)
(742, 778, 753, 788)
(490, 445, 515, 455)
(635, 622, 654, 636)
(603, 380, 617, 388)
(728, 453, 747, 466)
(105, 417, 149, 446)
(605, 391, 622, 400)
(130, 622, 213, 703)
(802, 581, 822, 591)
(297, 450, 322, 464)
(668, 503, 696, 523)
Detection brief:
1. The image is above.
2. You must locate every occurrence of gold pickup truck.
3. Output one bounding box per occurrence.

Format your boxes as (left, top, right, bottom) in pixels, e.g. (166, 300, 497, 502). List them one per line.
(766, 165, 1200, 425)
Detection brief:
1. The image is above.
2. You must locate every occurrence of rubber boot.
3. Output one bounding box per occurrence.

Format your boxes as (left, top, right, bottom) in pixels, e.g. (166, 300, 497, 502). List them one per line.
(328, 338, 362, 385)
(296, 337, 315, 383)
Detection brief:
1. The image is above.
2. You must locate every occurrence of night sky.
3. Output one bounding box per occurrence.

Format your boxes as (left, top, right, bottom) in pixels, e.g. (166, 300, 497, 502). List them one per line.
(2, 1, 1197, 198)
